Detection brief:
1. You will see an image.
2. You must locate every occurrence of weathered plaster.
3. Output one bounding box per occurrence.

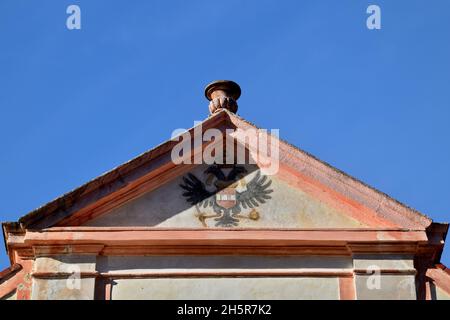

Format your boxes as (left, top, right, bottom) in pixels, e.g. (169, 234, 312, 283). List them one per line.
(97, 255, 353, 274)
(353, 254, 415, 270)
(34, 255, 97, 274)
(111, 277, 340, 300)
(31, 254, 98, 300)
(355, 274, 416, 300)
(31, 278, 95, 300)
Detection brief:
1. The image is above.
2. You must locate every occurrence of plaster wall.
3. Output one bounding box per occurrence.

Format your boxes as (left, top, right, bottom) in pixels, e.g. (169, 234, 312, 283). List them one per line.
(32, 278, 95, 300)
(103, 255, 346, 299)
(97, 255, 353, 273)
(353, 254, 415, 270)
(34, 255, 97, 274)
(27, 254, 423, 300)
(353, 254, 416, 300)
(31, 254, 97, 300)
(354, 274, 416, 300)
(111, 277, 340, 300)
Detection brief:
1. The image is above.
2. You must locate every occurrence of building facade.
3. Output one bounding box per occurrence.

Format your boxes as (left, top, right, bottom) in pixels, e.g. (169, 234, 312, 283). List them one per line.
(1, 80, 449, 300)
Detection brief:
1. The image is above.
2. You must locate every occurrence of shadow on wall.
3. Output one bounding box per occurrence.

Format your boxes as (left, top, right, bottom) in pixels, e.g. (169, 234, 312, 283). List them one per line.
(84, 163, 261, 227)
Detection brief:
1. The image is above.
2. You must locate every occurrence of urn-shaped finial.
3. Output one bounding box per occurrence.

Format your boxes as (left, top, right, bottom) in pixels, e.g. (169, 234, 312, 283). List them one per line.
(204, 80, 241, 114)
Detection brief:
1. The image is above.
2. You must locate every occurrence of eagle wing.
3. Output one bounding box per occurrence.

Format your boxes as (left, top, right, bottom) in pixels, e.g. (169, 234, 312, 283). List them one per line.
(236, 171, 273, 209)
(180, 173, 213, 208)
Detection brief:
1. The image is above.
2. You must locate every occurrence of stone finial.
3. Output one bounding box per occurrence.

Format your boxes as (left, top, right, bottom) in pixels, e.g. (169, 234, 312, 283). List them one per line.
(205, 80, 241, 114)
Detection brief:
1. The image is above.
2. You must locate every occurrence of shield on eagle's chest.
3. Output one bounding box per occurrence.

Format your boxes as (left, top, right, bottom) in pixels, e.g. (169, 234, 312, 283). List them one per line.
(216, 187, 237, 209)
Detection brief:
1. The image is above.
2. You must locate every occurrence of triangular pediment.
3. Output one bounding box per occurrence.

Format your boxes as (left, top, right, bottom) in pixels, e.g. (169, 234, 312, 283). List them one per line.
(16, 110, 431, 230)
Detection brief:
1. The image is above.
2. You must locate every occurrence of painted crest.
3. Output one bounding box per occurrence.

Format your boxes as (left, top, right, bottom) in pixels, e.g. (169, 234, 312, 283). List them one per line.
(180, 165, 273, 227)
(216, 187, 237, 209)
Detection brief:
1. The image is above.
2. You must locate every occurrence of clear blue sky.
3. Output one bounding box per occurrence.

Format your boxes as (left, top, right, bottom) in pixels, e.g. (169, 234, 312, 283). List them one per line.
(0, 0, 449, 269)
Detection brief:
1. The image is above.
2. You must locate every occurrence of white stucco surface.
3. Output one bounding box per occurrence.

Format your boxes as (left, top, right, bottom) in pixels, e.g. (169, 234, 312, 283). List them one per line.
(353, 254, 415, 270)
(111, 277, 340, 300)
(31, 278, 96, 300)
(97, 255, 353, 273)
(355, 274, 416, 300)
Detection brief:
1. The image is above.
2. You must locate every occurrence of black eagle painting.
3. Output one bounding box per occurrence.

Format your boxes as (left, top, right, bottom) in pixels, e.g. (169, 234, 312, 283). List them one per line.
(180, 165, 273, 227)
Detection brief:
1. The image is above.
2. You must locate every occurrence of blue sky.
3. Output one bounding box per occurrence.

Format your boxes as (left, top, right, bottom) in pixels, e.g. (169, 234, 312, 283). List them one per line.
(0, 0, 449, 269)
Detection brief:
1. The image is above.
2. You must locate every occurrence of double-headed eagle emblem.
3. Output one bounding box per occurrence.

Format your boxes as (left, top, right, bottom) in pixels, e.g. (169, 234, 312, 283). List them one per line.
(180, 165, 273, 227)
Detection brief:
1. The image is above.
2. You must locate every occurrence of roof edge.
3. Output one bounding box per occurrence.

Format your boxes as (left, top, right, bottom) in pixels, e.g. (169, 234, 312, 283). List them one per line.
(15, 110, 230, 228)
(226, 110, 433, 229)
(0, 263, 22, 283)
